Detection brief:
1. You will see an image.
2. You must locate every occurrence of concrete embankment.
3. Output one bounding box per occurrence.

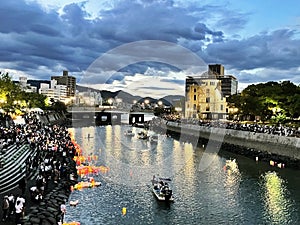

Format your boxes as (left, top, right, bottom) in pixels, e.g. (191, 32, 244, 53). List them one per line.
(161, 121, 300, 169)
(37, 112, 67, 126)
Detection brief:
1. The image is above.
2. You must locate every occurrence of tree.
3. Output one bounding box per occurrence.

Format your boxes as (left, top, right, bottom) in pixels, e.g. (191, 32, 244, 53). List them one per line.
(227, 81, 300, 122)
(0, 72, 22, 113)
(21, 92, 47, 109)
(0, 71, 48, 114)
(48, 100, 67, 113)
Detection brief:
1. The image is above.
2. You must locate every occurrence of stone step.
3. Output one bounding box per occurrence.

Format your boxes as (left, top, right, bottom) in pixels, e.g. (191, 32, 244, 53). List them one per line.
(0, 145, 36, 194)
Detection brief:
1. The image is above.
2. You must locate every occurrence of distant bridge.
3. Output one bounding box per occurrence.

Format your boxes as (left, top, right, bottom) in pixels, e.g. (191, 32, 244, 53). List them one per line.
(67, 108, 146, 127)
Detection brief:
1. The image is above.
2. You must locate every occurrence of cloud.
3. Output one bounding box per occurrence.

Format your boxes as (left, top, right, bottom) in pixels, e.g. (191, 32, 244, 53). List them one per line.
(0, 0, 299, 97)
(204, 29, 300, 71)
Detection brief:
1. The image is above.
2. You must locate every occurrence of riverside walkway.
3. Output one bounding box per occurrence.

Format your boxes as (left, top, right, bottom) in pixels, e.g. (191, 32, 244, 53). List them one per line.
(0, 113, 78, 225)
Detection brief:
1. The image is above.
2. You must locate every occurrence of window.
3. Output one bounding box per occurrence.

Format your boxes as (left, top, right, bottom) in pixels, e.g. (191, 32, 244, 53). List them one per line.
(210, 81, 215, 86)
(220, 105, 223, 111)
(194, 95, 196, 101)
(206, 89, 210, 94)
(193, 104, 197, 110)
(206, 97, 210, 103)
(194, 88, 197, 92)
(206, 106, 210, 111)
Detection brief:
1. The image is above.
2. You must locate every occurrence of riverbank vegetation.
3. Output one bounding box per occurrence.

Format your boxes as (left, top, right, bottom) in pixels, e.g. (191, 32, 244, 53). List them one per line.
(227, 81, 300, 124)
(0, 72, 67, 115)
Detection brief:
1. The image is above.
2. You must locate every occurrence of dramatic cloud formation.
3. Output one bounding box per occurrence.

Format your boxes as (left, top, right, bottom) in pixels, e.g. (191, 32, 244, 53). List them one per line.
(0, 0, 299, 96)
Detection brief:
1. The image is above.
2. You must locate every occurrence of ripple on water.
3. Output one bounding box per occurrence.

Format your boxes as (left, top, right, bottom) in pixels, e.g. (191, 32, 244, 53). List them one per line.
(65, 126, 300, 225)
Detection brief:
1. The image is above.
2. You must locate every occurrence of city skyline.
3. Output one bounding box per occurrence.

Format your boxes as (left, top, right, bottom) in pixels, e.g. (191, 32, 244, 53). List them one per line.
(0, 0, 300, 98)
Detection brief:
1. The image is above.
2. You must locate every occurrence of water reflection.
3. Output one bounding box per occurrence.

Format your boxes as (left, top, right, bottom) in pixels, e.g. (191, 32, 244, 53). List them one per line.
(261, 171, 292, 224)
(81, 127, 96, 155)
(224, 159, 241, 190)
(65, 126, 300, 225)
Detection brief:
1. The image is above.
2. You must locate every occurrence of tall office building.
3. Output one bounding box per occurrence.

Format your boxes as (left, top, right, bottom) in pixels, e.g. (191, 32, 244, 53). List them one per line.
(208, 64, 237, 97)
(51, 70, 76, 97)
(208, 64, 224, 76)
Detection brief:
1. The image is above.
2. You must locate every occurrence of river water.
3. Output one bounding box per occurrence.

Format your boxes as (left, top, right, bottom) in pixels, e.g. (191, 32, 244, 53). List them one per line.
(65, 125, 300, 225)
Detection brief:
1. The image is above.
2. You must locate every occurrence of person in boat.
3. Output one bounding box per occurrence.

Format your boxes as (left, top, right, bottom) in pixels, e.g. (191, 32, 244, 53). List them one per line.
(159, 180, 164, 186)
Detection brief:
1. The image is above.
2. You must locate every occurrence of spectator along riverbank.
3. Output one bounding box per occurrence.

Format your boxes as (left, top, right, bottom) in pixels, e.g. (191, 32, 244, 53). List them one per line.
(150, 117, 300, 169)
(0, 112, 78, 225)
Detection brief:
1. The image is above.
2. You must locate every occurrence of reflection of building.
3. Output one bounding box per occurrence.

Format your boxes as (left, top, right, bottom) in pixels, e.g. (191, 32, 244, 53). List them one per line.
(51, 70, 76, 97)
(39, 80, 68, 103)
(185, 64, 238, 119)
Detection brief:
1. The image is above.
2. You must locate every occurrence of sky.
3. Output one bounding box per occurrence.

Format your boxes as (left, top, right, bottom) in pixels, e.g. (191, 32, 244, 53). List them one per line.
(0, 0, 300, 98)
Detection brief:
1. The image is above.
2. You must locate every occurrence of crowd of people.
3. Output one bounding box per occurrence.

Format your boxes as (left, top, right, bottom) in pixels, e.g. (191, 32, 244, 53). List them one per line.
(1, 112, 78, 224)
(151, 115, 300, 138)
(1, 194, 25, 223)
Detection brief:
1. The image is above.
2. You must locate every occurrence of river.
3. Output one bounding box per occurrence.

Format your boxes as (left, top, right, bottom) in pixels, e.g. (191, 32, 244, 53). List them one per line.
(65, 125, 300, 225)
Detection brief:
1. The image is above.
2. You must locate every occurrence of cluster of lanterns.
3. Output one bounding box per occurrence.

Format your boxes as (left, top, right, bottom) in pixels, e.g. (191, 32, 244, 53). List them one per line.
(62, 222, 80, 225)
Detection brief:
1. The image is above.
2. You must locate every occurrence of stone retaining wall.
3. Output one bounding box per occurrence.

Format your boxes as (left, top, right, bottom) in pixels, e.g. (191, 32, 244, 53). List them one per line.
(38, 112, 67, 126)
(163, 121, 300, 168)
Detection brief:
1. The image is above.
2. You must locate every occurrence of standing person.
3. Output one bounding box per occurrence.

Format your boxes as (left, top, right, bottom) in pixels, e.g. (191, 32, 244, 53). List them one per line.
(60, 201, 66, 223)
(8, 193, 15, 217)
(15, 195, 25, 225)
(1, 196, 9, 221)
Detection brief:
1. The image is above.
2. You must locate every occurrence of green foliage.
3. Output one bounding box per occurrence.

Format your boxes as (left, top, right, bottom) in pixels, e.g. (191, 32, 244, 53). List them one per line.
(22, 92, 47, 109)
(227, 81, 300, 122)
(0, 71, 48, 114)
(0, 72, 22, 113)
(47, 100, 67, 113)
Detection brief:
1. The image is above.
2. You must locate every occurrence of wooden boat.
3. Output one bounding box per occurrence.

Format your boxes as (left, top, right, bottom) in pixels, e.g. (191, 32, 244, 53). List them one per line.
(124, 129, 135, 137)
(151, 177, 174, 201)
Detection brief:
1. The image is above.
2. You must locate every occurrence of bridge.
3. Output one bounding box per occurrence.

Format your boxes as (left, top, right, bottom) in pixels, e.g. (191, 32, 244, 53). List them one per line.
(67, 108, 146, 127)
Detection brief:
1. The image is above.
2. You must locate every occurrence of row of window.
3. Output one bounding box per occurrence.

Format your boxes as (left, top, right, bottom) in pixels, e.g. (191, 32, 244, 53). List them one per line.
(191, 104, 224, 111)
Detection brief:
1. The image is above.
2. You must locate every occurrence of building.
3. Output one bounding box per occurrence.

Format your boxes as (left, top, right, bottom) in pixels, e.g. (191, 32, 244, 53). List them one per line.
(185, 64, 238, 119)
(18, 77, 37, 93)
(39, 80, 69, 103)
(208, 64, 224, 76)
(208, 64, 238, 97)
(51, 70, 76, 97)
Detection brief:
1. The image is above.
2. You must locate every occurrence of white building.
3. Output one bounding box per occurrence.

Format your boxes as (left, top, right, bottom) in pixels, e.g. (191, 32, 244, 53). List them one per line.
(19, 76, 37, 93)
(39, 80, 68, 103)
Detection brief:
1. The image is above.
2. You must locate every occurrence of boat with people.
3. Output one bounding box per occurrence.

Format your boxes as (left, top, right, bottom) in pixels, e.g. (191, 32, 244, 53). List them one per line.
(151, 176, 174, 201)
(137, 130, 149, 140)
(124, 129, 135, 137)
